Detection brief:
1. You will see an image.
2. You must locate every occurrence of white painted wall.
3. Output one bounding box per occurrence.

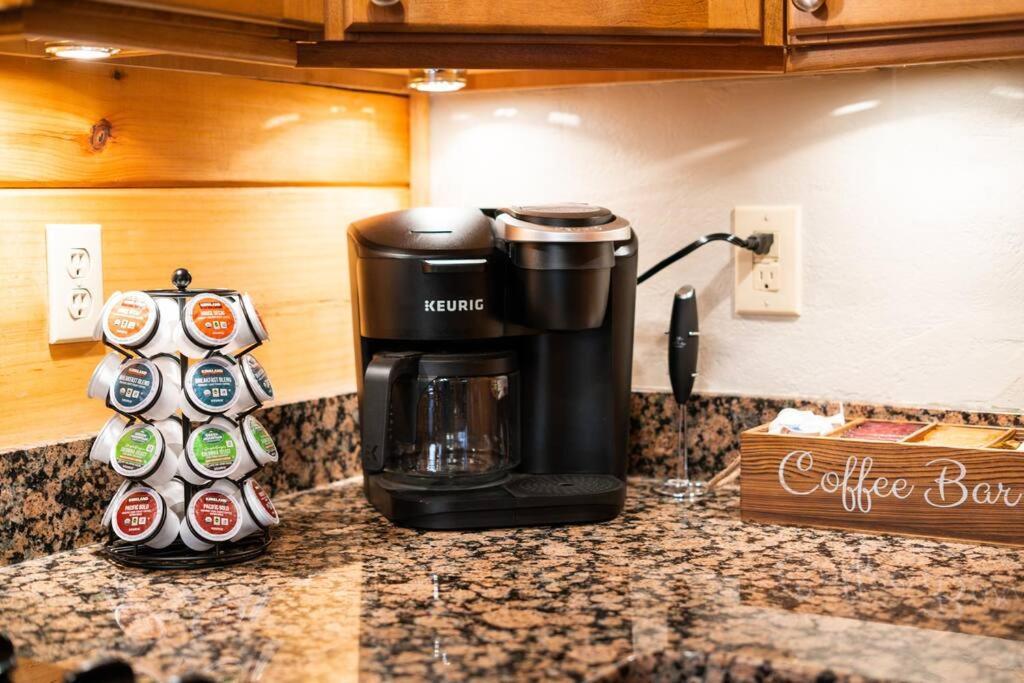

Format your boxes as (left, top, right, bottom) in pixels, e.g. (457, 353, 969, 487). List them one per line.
(429, 61, 1024, 412)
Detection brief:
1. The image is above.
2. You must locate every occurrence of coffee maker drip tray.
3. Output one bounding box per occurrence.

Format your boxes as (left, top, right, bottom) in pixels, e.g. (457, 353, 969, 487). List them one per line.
(363, 473, 625, 530)
(503, 474, 623, 498)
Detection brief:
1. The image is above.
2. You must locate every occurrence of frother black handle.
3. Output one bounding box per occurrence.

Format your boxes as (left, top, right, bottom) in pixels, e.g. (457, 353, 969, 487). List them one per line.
(669, 286, 699, 406)
(64, 658, 135, 683)
(362, 352, 420, 472)
(0, 633, 14, 683)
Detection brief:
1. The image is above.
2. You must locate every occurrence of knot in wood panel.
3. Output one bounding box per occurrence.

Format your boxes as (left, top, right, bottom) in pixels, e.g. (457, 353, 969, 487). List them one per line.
(89, 119, 112, 152)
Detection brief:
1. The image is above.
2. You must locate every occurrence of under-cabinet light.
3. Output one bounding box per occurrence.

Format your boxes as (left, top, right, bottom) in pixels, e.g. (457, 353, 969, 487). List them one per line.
(408, 69, 467, 93)
(44, 43, 122, 61)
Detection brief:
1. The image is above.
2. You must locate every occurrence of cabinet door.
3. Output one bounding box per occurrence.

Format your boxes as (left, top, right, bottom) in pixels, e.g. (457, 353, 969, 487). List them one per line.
(343, 0, 762, 37)
(789, 0, 1024, 41)
(101, 0, 322, 25)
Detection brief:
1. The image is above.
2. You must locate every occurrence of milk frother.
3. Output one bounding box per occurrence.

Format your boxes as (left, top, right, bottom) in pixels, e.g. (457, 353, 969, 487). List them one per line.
(654, 286, 703, 500)
(637, 231, 772, 502)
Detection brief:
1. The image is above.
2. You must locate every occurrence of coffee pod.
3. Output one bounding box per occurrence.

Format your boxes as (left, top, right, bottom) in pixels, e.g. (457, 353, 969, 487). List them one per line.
(108, 357, 181, 421)
(238, 414, 280, 477)
(153, 478, 186, 517)
(111, 485, 180, 550)
(153, 418, 184, 452)
(174, 293, 239, 358)
(90, 414, 129, 463)
(211, 479, 279, 542)
(95, 290, 122, 339)
(87, 353, 124, 401)
(109, 423, 180, 486)
(224, 293, 269, 353)
(181, 355, 240, 420)
(179, 486, 242, 551)
(179, 417, 244, 484)
(101, 480, 133, 530)
(234, 355, 274, 413)
(102, 291, 179, 356)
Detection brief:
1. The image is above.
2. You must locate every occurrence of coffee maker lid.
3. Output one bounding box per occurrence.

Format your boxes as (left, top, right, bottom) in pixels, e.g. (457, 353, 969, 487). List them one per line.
(494, 204, 631, 244)
(349, 207, 495, 258)
(505, 204, 613, 227)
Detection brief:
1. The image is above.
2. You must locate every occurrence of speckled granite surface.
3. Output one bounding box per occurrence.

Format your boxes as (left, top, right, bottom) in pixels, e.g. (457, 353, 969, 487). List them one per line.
(3, 479, 1024, 683)
(0, 395, 360, 566)
(630, 392, 1024, 480)
(4, 391, 1022, 566)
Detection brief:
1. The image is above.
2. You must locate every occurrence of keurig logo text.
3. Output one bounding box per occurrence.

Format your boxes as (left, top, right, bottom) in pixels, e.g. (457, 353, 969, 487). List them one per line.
(423, 298, 485, 313)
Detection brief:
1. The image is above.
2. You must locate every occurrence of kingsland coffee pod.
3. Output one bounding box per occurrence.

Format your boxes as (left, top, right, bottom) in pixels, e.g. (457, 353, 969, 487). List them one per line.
(179, 417, 243, 484)
(111, 485, 180, 549)
(209, 479, 278, 541)
(90, 414, 129, 463)
(109, 423, 180, 486)
(225, 293, 269, 353)
(235, 355, 274, 413)
(174, 293, 239, 358)
(108, 356, 180, 421)
(181, 355, 240, 420)
(238, 415, 279, 476)
(87, 353, 124, 401)
(179, 486, 242, 551)
(101, 480, 133, 530)
(103, 291, 179, 356)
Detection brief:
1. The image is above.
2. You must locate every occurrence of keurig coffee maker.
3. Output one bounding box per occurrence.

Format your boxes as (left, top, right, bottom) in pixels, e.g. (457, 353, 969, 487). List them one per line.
(348, 204, 637, 528)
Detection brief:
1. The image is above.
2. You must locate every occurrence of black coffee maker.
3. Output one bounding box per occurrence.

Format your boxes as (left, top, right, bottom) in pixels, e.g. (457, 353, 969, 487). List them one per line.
(348, 204, 637, 529)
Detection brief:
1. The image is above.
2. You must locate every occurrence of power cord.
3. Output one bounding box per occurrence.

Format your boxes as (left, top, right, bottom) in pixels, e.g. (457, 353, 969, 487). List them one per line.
(637, 232, 774, 285)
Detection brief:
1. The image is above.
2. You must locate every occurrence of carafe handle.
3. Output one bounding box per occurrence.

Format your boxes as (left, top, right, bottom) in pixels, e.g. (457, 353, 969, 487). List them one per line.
(362, 352, 420, 472)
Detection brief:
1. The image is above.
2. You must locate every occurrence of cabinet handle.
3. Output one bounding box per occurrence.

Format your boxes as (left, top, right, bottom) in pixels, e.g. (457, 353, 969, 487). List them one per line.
(791, 0, 825, 11)
(370, 0, 401, 5)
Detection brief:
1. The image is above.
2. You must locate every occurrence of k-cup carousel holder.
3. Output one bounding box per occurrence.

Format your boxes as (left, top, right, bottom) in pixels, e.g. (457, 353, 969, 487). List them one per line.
(95, 268, 277, 570)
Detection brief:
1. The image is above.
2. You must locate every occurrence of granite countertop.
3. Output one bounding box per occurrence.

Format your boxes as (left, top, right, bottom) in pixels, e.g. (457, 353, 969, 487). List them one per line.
(3, 478, 1024, 683)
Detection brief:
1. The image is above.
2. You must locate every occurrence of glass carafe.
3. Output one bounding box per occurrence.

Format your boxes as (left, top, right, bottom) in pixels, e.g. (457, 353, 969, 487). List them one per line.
(362, 351, 520, 489)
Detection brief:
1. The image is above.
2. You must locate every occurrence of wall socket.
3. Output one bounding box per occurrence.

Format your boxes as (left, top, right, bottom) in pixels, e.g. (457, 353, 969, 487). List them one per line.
(733, 206, 801, 316)
(46, 224, 104, 344)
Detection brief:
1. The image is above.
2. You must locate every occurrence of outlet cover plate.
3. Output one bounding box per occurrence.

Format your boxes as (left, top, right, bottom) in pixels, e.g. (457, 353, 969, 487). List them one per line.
(46, 224, 103, 344)
(733, 206, 801, 316)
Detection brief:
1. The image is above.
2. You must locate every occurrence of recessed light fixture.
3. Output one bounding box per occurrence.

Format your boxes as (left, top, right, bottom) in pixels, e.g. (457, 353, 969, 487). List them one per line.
(408, 69, 467, 93)
(44, 43, 122, 61)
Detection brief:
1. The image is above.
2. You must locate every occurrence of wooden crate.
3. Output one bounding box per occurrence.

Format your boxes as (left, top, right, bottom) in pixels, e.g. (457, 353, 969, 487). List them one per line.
(740, 419, 1024, 546)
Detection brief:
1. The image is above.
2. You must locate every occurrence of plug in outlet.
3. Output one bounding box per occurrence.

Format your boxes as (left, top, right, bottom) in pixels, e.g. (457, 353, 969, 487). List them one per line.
(734, 206, 800, 316)
(46, 224, 103, 343)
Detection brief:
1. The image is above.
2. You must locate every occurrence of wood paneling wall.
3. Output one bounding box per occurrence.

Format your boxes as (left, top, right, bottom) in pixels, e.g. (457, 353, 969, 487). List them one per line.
(0, 56, 410, 450)
(0, 57, 408, 187)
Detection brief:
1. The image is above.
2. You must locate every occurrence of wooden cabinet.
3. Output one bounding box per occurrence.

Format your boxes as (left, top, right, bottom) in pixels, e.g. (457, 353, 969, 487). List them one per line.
(785, 0, 1024, 73)
(343, 0, 761, 37)
(788, 0, 1024, 42)
(3, 0, 1024, 88)
(308, 0, 786, 71)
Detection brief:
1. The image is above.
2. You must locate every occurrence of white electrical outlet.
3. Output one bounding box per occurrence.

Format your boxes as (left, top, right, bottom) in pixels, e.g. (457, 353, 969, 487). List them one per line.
(733, 206, 801, 316)
(46, 224, 104, 344)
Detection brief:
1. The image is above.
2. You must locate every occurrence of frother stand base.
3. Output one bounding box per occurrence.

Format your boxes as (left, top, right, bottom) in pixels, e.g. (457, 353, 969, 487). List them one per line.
(654, 478, 706, 502)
